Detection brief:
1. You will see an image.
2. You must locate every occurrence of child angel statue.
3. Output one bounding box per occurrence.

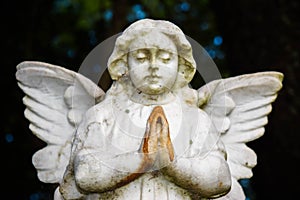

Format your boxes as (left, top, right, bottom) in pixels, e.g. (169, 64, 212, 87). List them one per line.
(16, 19, 283, 200)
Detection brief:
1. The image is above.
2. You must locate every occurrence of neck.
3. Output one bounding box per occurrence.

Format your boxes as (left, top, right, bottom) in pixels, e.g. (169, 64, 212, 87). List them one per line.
(129, 89, 176, 105)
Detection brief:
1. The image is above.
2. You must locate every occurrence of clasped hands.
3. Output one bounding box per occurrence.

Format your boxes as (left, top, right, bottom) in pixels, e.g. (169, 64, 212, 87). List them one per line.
(139, 106, 174, 171)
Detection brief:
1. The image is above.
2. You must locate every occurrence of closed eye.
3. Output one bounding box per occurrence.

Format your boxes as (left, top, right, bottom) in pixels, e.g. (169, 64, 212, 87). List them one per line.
(158, 51, 172, 63)
(136, 51, 148, 63)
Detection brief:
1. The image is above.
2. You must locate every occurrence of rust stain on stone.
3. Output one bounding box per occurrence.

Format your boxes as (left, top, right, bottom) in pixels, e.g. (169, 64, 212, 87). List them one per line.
(218, 182, 223, 188)
(115, 106, 175, 189)
(147, 106, 174, 161)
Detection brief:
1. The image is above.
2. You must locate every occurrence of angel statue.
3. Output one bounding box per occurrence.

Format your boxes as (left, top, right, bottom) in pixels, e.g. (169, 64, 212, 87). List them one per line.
(16, 19, 283, 199)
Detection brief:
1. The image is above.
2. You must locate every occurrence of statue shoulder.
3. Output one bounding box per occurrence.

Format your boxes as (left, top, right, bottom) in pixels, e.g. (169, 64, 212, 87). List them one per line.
(79, 98, 115, 127)
(175, 86, 199, 107)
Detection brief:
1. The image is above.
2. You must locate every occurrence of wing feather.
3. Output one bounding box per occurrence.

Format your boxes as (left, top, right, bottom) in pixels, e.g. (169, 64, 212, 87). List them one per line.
(226, 143, 257, 179)
(18, 82, 68, 112)
(32, 145, 71, 183)
(23, 96, 66, 123)
(29, 124, 66, 145)
(221, 128, 265, 144)
(16, 61, 105, 183)
(198, 71, 283, 198)
(231, 104, 272, 123)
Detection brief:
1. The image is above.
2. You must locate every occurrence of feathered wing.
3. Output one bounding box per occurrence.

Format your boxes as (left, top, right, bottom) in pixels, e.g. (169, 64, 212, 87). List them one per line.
(197, 71, 283, 199)
(16, 61, 105, 183)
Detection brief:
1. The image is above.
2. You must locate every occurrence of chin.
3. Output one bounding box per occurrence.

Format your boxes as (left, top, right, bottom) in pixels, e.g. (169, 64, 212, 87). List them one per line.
(138, 86, 161, 95)
(147, 85, 167, 95)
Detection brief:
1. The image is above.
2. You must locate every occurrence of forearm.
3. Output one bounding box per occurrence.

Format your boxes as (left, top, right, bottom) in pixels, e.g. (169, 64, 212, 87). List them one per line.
(162, 151, 231, 198)
(74, 149, 152, 193)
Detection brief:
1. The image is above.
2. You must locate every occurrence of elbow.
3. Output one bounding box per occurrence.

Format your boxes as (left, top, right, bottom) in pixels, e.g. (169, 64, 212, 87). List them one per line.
(194, 156, 232, 198)
(74, 157, 127, 193)
(74, 163, 114, 193)
(74, 162, 100, 192)
(163, 149, 232, 198)
(200, 173, 231, 198)
(74, 155, 110, 193)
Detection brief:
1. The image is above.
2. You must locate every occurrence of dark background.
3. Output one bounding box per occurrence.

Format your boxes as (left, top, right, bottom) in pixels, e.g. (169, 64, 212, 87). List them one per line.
(1, 0, 299, 199)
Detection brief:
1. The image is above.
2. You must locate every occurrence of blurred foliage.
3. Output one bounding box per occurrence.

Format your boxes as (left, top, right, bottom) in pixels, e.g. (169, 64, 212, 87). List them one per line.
(1, 0, 300, 199)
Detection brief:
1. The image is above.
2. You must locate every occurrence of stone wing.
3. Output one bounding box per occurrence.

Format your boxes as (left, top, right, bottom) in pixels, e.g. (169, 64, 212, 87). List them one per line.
(16, 61, 104, 183)
(197, 71, 283, 199)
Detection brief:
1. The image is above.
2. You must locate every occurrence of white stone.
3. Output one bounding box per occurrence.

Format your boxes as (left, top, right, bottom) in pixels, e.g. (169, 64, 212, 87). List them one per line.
(16, 19, 283, 199)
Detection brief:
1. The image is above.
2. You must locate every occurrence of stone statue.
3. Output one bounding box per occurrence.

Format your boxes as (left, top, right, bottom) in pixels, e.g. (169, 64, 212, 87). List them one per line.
(16, 19, 283, 199)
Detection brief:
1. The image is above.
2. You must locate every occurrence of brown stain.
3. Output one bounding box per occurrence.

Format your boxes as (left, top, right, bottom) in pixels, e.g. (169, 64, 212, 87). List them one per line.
(185, 99, 195, 105)
(147, 106, 174, 161)
(113, 106, 175, 190)
(218, 182, 223, 188)
(106, 153, 153, 191)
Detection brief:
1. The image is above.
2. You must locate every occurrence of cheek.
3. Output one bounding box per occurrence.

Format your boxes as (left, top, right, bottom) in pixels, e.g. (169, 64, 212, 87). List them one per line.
(129, 70, 142, 86)
(129, 60, 147, 75)
(155, 69, 177, 91)
(129, 59, 149, 72)
(159, 62, 178, 79)
(165, 72, 177, 87)
(129, 65, 147, 86)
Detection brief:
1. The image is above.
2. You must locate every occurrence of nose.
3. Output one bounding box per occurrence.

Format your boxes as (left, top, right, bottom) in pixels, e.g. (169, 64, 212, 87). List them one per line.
(149, 54, 158, 73)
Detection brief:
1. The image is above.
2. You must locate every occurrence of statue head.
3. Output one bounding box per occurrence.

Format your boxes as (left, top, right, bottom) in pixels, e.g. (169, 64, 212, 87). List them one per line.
(108, 19, 196, 92)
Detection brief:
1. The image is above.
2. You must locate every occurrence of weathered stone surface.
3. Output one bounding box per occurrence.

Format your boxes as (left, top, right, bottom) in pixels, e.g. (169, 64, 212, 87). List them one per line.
(16, 19, 283, 199)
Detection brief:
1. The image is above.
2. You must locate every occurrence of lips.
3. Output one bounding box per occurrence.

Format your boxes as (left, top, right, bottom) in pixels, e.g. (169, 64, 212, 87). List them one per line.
(146, 75, 161, 82)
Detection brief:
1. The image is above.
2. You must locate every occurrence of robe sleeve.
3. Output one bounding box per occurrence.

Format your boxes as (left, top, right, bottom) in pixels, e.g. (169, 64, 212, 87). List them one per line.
(59, 105, 151, 198)
(162, 109, 232, 198)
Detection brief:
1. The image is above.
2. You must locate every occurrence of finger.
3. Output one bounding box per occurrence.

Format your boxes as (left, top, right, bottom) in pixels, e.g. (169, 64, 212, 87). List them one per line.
(140, 107, 160, 154)
(158, 111, 174, 162)
(151, 106, 174, 162)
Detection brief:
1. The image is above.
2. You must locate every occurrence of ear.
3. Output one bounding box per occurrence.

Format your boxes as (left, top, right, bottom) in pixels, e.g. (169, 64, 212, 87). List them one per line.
(108, 56, 128, 80)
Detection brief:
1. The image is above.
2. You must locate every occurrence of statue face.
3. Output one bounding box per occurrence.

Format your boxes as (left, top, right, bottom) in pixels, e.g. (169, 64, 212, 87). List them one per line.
(128, 32, 178, 95)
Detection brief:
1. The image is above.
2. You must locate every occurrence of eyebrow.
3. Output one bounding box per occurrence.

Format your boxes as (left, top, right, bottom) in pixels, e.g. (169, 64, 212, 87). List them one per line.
(130, 47, 177, 54)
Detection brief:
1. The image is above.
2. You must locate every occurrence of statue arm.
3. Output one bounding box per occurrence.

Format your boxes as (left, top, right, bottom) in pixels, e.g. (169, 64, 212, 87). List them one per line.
(72, 111, 154, 193)
(162, 140, 232, 198)
(73, 148, 149, 193)
(158, 107, 231, 198)
(59, 105, 155, 198)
